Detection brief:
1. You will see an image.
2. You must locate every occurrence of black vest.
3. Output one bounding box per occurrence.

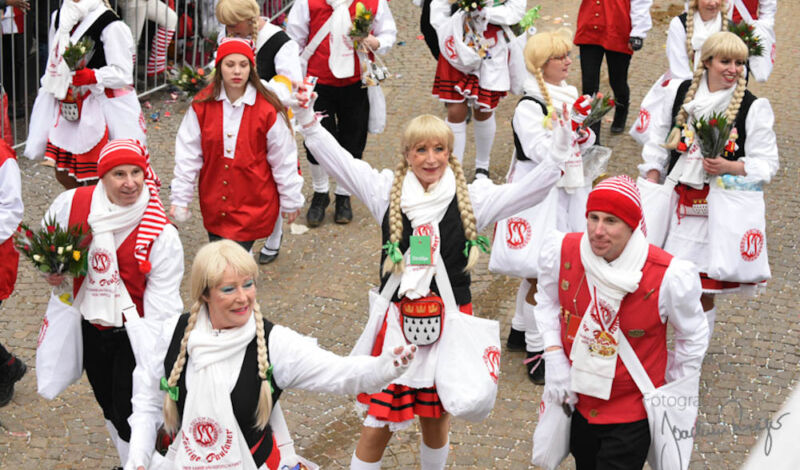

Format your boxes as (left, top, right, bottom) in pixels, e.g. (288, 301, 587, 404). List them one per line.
(256, 31, 291, 81)
(666, 79, 756, 174)
(164, 314, 283, 466)
(55, 9, 120, 70)
(513, 96, 549, 162)
(380, 197, 471, 305)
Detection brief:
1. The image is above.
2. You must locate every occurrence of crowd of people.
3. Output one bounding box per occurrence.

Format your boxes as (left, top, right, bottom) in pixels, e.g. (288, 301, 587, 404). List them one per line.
(0, 0, 784, 469)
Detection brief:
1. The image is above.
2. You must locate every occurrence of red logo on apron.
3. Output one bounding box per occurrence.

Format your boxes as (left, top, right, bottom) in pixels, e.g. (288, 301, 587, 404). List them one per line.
(635, 108, 650, 133)
(539, 400, 546, 416)
(483, 346, 501, 384)
(38, 316, 49, 348)
(505, 217, 531, 249)
(91, 249, 112, 274)
(740, 229, 764, 261)
(190, 418, 220, 447)
(444, 35, 458, 60)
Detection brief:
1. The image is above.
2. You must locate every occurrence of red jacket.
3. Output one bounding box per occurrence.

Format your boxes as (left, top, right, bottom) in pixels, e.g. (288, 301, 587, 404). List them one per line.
(0, 146, 19, 300)
(575, 0, 633, 55)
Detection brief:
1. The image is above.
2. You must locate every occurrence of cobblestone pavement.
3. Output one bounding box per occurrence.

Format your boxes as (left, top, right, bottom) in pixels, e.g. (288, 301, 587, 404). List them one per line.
(1, 0, 798, 468)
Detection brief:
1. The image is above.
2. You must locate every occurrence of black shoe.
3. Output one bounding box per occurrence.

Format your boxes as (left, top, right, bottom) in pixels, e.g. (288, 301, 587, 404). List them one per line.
(0, 356, 27, 407)
(258, 249, 279, 265)
(474, 168, 489, 181)
(306, 192, 330, 227)
(506, 327, 525, 352)
(610, 102, 629, 134)
(334, 195, 353, 224)
(524, 350, 545, 385)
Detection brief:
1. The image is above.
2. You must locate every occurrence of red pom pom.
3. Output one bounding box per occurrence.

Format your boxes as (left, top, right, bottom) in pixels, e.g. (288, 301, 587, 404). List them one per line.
(139, 260, 152, 274)
(677, 142, 688, 152)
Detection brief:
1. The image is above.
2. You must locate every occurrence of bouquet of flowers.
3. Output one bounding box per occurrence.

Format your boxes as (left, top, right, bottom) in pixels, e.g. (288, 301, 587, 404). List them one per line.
(455, 0, 485, 13)
(13, 217, 88, 277)
(62, 38, 95, 71)
(729, 21, 763, 58)
(169, 65, 207, 95)
(692, 112, 735, 159)
(350, 2, 390, 86)
(579, 92, 615, 130)
(349, 2, 374, 48)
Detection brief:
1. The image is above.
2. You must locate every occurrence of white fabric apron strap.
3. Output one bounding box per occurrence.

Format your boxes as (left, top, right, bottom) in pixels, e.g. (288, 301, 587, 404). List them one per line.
(616, 334, 656, 395)
(300, 19, 332, 64)
(433, 252, 458, 311)
(732, 0, 755, 24)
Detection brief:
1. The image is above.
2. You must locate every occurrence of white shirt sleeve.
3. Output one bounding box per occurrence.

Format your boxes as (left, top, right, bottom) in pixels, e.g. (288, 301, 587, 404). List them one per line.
(666, 17, 692, 80)
(429, 0, 451, 30)
(485, 0, 525, 26)
(171, 107, 203, 208)
(286, 0, 310, 49)
(658, 258, 709, 382)
(741, 98, 779, 184)
(142, 225, 184, 324)
(298, 122, 394, 222)
(639, 81, 681, 177)
(629, 0, 654, 39)
(44, 189, 78, 228)
(273, 39, 304, 83)
(266, 117, 305, 213)
(0, 159, 23, 242)
(533, 230, 567, 349)
(269, 325, 396, 395)
(512, 100, 552, 165)
(755, 0, 777, 30)
(372, 0, 397, 54)
(95, 20, 135, 89)
(468, 159, 562, 231)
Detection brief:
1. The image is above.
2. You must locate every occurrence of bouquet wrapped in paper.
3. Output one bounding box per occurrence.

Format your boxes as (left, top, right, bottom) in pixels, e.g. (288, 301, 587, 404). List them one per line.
(13, 217, 88, 278)
(579, 92, 615, 130)
(169, 65, 208, 95)
(350, 2, 390, 86)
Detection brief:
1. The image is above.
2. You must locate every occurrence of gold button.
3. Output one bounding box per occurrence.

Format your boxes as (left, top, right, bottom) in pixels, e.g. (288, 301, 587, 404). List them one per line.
(221, 196, 227, 201)
(628, 329, 645, 338)
(561, 280, 570, 291)
(224, 164, 229, 169)
(596, 0, 600, 3)
(221, 212, 226, 217)
(226, 132, 233, 137)
(593, 25, 598, 29)
(595, 12, 599, 16)
(590, 409, 598, 417)
(222, 180, 228, 185)
(226, 148, 231, 153)
(564, 262, 571, 270)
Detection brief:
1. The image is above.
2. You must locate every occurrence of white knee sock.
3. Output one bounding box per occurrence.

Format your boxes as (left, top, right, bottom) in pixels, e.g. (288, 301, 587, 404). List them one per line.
(705, 307, 716, 340)
(446, 119, 466, 163)
(420, 440, 449, 470)
(510, 280, 529, 332)
(309, 163, 329, 194)
(350, 450, 382, 469)
(524, 300, 544, 352)
(473, 113, 496, 172)
(262, 217, 283, 254)
(105, 419, 129, 465)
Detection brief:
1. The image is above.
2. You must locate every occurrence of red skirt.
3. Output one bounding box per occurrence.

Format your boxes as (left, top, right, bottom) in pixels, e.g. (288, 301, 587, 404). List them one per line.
(357, 302, 473, 423)
(431, 56, 506, 111)
(44, 128, 108, 182)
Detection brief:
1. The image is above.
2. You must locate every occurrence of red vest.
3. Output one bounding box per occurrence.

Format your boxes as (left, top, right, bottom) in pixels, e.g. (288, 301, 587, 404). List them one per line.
(192, 90, 280, 242)
(69, 186, 147, 325)
(305, 0, 379, 86)
(0, 151, 19, 300)
(574, 0, 632, 55)
(558, 233, 671, 424)
(732, 0, 759, 22)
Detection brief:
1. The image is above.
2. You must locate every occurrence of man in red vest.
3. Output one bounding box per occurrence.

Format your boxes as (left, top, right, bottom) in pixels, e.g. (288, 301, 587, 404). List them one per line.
(0, 139, 25, 407)
(534, 176, 709, 469)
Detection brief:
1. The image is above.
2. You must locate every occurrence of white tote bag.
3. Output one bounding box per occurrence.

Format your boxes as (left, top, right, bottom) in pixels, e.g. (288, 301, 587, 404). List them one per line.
(367, 85, 386, 134)
(629, 74, 683, 146)
(437, 10, 481, 74)
(489, 187, 558, 279)
(706, 184, 770, 283)
(350, 272, 401, 356)
(637, 177, 678, 248)
(531, 397, 571, 470)
(36, 291, 83, 400)
(434, 254, 500, 422)
(502, 25, 528, 95)
(618, 336, 700, 470)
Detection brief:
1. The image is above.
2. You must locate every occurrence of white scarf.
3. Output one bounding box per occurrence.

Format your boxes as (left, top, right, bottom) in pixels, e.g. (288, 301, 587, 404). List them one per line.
(42, 0, 103, 99)
(397, 168, 456, 300)
(522, 75, 584, 192)
(690, 11, 722, 71)
(174, 306, 257, 470)
(676, 74, 736, 188)
(327, 0, 355, 79)
(570, 229, 649, 400)
(73, 181, 147, 327)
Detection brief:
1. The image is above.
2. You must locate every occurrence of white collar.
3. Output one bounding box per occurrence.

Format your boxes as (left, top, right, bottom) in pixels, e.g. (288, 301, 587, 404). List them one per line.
(218, 82, 257, 107)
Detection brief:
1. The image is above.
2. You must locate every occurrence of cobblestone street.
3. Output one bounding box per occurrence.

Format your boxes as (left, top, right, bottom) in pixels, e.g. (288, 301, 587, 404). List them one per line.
(0, 0, 798, 468)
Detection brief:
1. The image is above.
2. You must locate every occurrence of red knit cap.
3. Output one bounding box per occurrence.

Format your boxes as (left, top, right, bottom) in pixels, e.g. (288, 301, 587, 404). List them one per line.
(585, 175, 643, 230)
(215, 37, 255, 66)
(97, 139, 147, 177)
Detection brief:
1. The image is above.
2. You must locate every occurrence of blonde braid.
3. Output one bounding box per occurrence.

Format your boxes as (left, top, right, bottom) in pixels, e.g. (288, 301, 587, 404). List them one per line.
(163, 301, 202, 433)
(382, 159, 408, 276)
(665, 67, 705, 149)
(449, 156, 481, 272)
(725, 72, 747, 123)
(251, 16, 259, 42)
(253, 303, 273, 430)
(685, 3, 696, 68)
(721, 1, 729, 30)
(534, 68, 555, 129)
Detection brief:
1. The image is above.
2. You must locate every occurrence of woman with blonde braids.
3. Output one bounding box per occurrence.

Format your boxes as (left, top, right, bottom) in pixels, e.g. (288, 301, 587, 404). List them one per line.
(125, 240, 416, 470)
(502, 29, 596, 385)
(640, 31, 778, 339)
(290, 86, 568, 468)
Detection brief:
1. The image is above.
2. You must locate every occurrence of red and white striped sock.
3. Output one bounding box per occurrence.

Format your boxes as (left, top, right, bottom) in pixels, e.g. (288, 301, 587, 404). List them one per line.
(146, 27, 175, 76)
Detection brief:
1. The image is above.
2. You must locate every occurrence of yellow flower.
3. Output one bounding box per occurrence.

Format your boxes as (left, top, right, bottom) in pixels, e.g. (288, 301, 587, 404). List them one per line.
(73, 250, 81, 261)
(364, 12, 372, 20)
(355, 2, 366, 15)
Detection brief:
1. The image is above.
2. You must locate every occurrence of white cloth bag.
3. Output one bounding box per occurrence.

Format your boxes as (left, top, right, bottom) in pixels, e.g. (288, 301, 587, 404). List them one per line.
(629, 74, 682, 146)
(618, 335, 700, 470)
(706, 184, 770, 283)
(502, 25, 528, 95)
(36, 291, 83, 400)
(350, 272, 400, 357)
(367, 85, 386, 134)
(437, 10, 481, 74)
(637, 158, 683, 247)
(433, 253, 500, 422)
(531, 397, 571, 470)
(489, 187, 558, 278)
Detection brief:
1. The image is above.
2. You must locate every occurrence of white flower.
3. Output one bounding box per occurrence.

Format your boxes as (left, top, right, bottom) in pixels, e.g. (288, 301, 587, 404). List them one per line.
(33, 254, 42, 262)
(471, 2, 477, 8)
(65, 245, 73, 251)
(57, 247, 64, 255)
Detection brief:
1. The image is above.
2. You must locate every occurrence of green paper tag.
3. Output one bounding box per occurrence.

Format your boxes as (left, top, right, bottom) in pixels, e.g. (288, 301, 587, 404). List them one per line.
(408, 235, 432, 265)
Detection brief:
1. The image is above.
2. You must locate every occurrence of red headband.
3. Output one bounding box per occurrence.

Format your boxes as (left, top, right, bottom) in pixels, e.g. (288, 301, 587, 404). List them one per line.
(585, 175, 643, 230)
(216, 37, 255, 66)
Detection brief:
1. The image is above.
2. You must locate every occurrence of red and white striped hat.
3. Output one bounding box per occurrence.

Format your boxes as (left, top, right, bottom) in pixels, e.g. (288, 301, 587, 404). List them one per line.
(98, 139, 168, 274)
(585, 175, 643, 230)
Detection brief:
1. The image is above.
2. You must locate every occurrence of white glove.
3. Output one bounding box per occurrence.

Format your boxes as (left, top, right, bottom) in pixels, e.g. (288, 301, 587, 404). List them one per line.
(542, 349, 578, 408)
(548, 110, 572, 169)
(170, 205, 191, 222)
(376, 344, 417, 383)
(289, 86, 318, 128)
